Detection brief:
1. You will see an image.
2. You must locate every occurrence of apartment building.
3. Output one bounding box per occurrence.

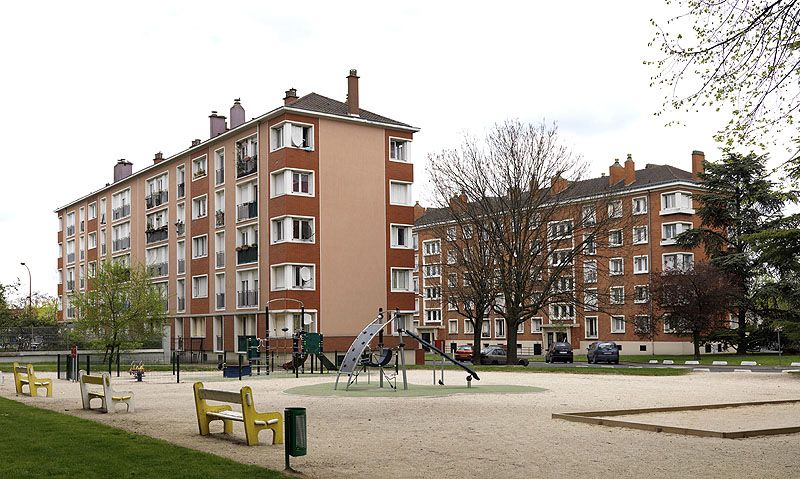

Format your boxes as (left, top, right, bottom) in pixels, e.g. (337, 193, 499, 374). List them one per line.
(55, 70, 418, 359)
(412, 151, 715, 356)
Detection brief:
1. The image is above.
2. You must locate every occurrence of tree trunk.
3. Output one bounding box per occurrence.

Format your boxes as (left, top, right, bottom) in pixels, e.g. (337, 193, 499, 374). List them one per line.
(692, 330, 701, 360)
(108, 343, 115, 375)
(505, 322, 518, 365)
(472, 320, 483, 365)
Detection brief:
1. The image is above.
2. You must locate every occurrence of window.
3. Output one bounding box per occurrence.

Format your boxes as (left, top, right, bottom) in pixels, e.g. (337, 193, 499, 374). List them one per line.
(192, 235, 208, 258)
(146, 208, 169, 232)
(390, 138, 409, 162)
(146, 245, 169, 277)
(192, 155, 207, 179)
(425, 309, 442, 323)
(88, 232, 96, 250)
(611, 315, 626, 333)
(111, 189, 131, 220)
(271, 122, 313, 150)
(607, 200, 623, 218)
(176, 203, 186, 234)
(79, 207, 85, 233)
(531, 317, 542, 333)
(191, 317, 206, 338)
(99, 230, 106, 256)
(608, 229, 623, 247)
(661, 191, 693, 214)
(495, 319, 505, 338)
(634, 285, 649, 304)
(447, 297, 458, 310)
(192, 195, 207, 219)
(582, 205, 596, 226)
(585, 316, 599, 338)
(663, 253, 694, 271)
(389, 181, 412, 206)
(448, 319, 458, 334)
(462, 225, 473, 239)
(555, 276, 574, 292)
(176, 166, 186, 198)
(177, 240, 186, 273)
(111, 222, 130, 252)
(424, 286, 441, 299)
(214, 148, 225, 185)
(423, 265, 441, 278)
(413, 255, 419, 272)
(215, 273, 225, 310)
(584, 260, 597, 283)
(237, 270, 259, 307)
(66, 212, 76, 236)
(465, 319, 475, 334)
(88, 203, 97, 220)
(391, 268, 413, 292)
(192, 275, 208, 298)
(79, 236, 85, 260)
(633, 196, 648, 214)
(481, 321, 491, 338)
(584, 289, 598, 311)
(447, 250, 457, 265)
(214, 190, 225, 227)
(271, 264, 315, 290)
(390, 224, 412, 248)
(609, 258, 624, 276)
(549, 220, 573, 239)
(176, 279, 185, 311)
(413, 233, 419, 250)
(447, 273, 457, 288)
(214, 232, 224, 268)
(610, 286, 625, 304)
(88, 262, 96, 278)
(236, 181, 258, 221)
(583, 234, 596, 255)
(664, 315, 676, 333)
(423, 240, 441, 255)
(633, 255, 649, 274)
(550, 303, 575, 321)
(551, 249, 572, 267)
(662, 222, 692, 244)
(99, 198, 106, 224)
(413, 277, 419, 293)
(272, 216, 314, 243)
(270, 169, 314, 197)
(236, 224, 258, 253)
(633, 225, 648, 244)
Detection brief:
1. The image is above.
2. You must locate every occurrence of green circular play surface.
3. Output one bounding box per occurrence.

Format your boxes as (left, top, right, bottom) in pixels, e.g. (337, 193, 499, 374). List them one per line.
(284, 382, 546, 397)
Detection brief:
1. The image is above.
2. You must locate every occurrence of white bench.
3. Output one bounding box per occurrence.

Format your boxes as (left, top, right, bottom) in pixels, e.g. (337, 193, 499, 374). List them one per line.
(79, 370, 135, 413)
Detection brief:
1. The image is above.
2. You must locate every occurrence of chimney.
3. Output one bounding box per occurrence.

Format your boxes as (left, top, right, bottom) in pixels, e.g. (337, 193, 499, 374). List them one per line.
(346, 69, 359, 115)
(448, 192, 469, 211)
(414, 201, 427, 221)
(191, 139, 201, 147)
(623, 153, 636, 185)
(608, 158, 625, 186)
(229, 98, 245, 129)
(153, 152, 164, 164)
(283, 88, 299, 106)
(113, 159, 133, 182)
(209, 111, 227, 138)
(691, 150, 705, 180)
(551, 173, 568, 194)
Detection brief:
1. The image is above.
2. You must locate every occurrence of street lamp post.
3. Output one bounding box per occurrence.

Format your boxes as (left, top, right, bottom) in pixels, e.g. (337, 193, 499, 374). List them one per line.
(20, 262, 31, 312)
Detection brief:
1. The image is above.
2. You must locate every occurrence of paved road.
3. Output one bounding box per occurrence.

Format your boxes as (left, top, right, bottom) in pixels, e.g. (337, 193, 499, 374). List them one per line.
(425, 359, 800, 373)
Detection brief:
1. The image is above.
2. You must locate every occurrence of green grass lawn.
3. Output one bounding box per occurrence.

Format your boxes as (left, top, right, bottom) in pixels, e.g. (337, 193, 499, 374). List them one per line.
(0, 396, 288, 479)
(407, 364, 688, 376)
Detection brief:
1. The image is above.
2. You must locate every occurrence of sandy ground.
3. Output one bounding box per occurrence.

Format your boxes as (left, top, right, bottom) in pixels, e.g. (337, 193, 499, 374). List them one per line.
(2, 369, 800, 479)
(614, 403, 800, 432)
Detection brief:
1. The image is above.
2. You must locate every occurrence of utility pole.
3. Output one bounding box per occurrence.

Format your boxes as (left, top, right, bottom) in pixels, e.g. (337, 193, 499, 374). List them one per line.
(20, 262, 32, 312)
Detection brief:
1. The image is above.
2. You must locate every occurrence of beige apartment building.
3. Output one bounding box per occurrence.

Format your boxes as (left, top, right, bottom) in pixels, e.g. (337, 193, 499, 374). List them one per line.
(55, 70, 418, 360)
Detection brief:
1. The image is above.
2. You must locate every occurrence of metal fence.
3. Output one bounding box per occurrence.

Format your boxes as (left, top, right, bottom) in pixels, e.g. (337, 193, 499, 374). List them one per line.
(0, 326, 161, 352)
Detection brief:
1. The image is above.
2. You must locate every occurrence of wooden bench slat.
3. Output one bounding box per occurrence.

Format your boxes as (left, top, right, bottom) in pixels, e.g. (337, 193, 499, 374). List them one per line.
(198, 389, 241, 403)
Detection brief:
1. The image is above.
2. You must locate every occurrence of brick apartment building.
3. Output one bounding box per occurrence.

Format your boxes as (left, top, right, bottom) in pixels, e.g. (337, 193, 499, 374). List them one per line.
(412, 152, 716, 356)
(55, 70, 418, 360)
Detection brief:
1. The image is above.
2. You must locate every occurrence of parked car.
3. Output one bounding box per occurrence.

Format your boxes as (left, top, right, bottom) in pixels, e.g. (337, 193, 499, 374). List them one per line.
(479, 346, 530, 366)
(544, 342, 573, 363)
(454, 344, 474, 362)
(587, 341, 619, 364)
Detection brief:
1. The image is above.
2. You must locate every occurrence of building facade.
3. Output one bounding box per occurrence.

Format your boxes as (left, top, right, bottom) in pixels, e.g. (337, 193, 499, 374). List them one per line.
(412, 151, 720, 356)
(55, 70, 418, 359)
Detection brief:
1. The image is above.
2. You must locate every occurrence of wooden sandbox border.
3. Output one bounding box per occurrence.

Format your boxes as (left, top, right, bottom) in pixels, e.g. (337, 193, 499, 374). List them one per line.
(552, 399, 800, 439)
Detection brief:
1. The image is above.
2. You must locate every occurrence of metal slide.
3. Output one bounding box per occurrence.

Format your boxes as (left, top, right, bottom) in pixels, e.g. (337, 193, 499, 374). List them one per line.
(316, 353, 338, 372)
(334, 311, 393, 390)
(402, 329, 480, 381)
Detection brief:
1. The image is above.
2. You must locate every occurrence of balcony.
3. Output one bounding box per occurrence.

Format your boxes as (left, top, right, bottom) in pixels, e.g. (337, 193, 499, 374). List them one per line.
(175, 221, 185, 236)
(177, 259, 185, 274)
(112, 236, 131, 252)
(66, 225, 75, 237)
(236, 201, 257, 221)
(215, 210, 224, 228)
(236, 244, 258, 265)
(177, 182, 185, 198)
(146, 225, 168, 244)
(147, 262, 168, 277)
(216, 292, 225, 309)
(177, 297, 185, 312)
(236, 156, 257, 178)
(237, 290, 258, 308)
(112, 204, 130, 221)
(66, 280, 75, 291)
(216, 168, 224, 185)
(66, 253, 75, 264)
(215, 251, 224, 268)
(145, 190, 168, 209)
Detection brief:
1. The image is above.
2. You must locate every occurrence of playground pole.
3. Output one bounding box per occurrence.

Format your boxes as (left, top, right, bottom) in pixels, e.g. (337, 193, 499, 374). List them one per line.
(176, 353, 180, 384)
(396, 308, 408, 390)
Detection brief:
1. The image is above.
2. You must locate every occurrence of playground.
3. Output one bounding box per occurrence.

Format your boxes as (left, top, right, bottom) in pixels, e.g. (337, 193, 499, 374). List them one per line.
(2, 366, 800, 478)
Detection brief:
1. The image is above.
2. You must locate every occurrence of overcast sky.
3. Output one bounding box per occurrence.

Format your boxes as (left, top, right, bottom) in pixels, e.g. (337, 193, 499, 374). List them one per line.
(0, 1, 766, 298)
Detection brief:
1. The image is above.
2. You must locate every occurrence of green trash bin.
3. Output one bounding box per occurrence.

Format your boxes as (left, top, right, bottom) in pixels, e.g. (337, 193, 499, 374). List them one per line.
(284, 407, 307, 469)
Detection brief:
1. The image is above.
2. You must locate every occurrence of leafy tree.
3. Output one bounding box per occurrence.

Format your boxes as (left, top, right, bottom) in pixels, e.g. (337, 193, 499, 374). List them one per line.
(649, 0, 800, 150)
(677, 151, 793, 352)
(71, 260, 167, 372)
(649, 262, 739, 359)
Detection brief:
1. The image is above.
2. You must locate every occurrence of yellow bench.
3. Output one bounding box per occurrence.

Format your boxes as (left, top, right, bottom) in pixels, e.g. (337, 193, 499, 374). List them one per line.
(13, 363, 52, 397)
(193, 382, 283, 446)
(79, 370, 135, 413)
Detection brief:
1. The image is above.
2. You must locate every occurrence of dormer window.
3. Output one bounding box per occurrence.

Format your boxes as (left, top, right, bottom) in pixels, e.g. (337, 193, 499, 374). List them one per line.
(270, 122, 313, 151)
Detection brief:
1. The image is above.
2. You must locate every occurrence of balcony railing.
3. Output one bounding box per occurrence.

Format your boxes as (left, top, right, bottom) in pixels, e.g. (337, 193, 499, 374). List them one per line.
(237, 290, 258, 307)
(215, 335, 223, 352)
(175, 221, 185, 236)
(112, 204, 130, 221)
(215, 251, 224, 268)
(145, 190, 168, 209)
(216, 168, 224, 185)
(146, 225, 169, 244)
(236, 245, 258, 264)
(147, 262, 168, 277)
(177, 259, 185, 274)
(215, 210, 224, 228)
(66, 253, 75, 264)
(66, 225, 75, 237)
(236, 156, 257, 178)
(177, 297, 185, 312)
(236, 201, 257, 221)
(66, 280, 75, 291)
(177, 183, 185, 198)
(112, 236, 131, 252)
(216, 292, 225, 309)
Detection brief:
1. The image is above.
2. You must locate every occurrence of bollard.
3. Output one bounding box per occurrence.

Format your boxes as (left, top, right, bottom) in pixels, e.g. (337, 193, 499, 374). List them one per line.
(238, 354, 243, 381)
(176, 353, 180, 384)
(57, 354, 61, 380)
(284, 407, 307, 472)
(86, 355, 91, 376)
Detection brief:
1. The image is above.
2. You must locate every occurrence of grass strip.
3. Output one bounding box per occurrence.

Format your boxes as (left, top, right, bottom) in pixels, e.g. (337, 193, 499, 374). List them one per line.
(0, 396, 288, 479)
(407, 364, 689, 376)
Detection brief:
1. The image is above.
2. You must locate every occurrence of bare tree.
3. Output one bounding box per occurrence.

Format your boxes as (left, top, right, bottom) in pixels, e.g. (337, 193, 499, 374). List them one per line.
(428, 120, 626, 364)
